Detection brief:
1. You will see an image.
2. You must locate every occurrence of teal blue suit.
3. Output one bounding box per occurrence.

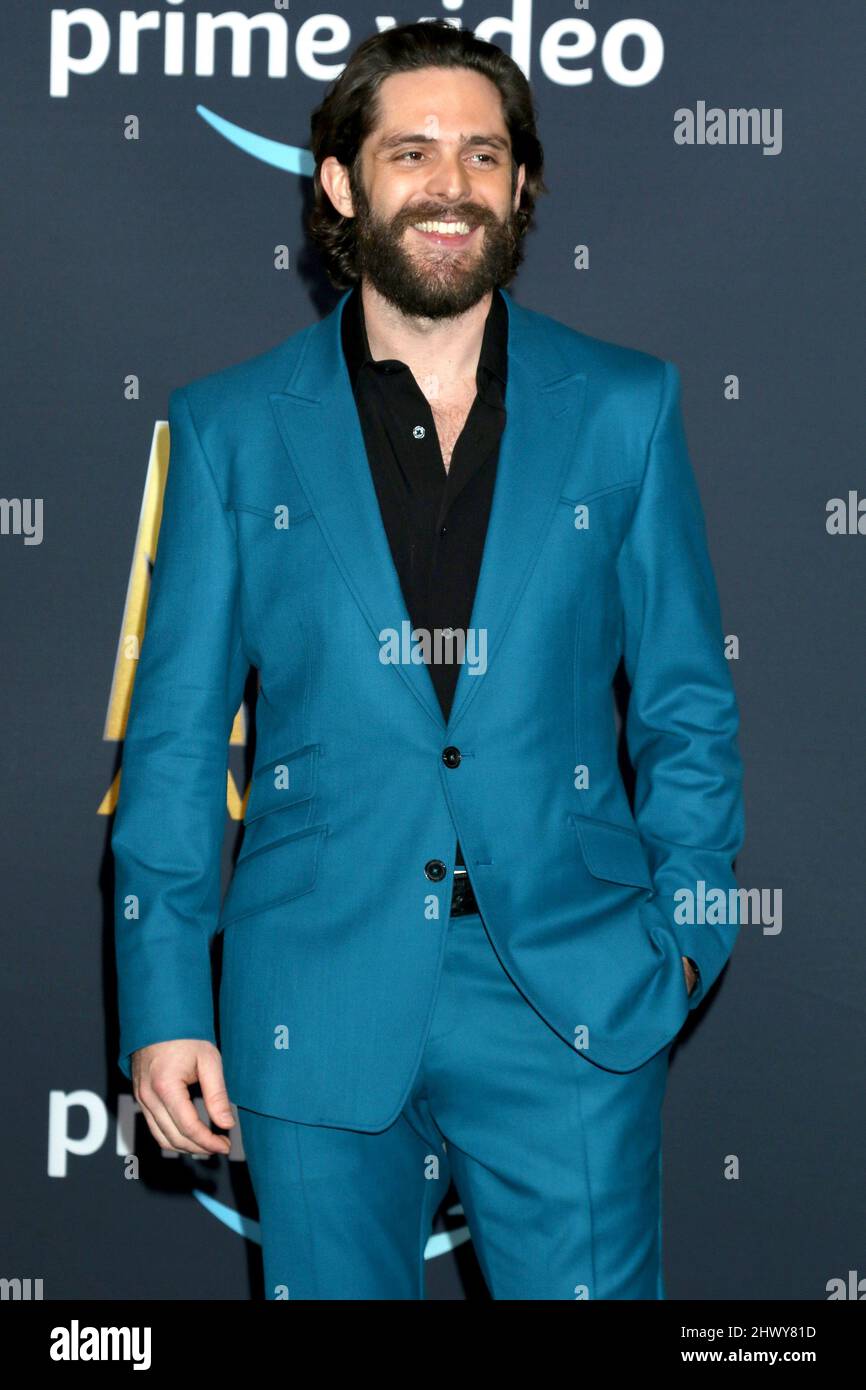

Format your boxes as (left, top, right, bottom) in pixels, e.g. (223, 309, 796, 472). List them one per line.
(113, 288, 744, 1297)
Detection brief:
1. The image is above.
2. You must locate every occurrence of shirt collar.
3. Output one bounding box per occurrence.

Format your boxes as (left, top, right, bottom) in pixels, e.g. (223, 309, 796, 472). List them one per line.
(341, 283, 509, 395)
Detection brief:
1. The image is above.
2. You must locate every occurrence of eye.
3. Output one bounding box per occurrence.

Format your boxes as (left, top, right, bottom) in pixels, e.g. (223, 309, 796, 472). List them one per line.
(394, 150, 499, 166)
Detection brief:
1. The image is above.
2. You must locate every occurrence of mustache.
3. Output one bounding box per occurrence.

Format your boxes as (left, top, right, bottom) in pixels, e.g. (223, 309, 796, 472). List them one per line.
(392, 205, 500, 231)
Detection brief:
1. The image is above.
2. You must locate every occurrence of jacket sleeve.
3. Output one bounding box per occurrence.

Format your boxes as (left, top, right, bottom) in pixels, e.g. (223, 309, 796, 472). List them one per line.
(112, 386, 249, 1079)
(616, 360, 746, 1008)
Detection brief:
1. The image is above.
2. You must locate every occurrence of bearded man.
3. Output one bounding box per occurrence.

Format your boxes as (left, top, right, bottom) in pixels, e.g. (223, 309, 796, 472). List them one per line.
(113, 19, 744, 1301)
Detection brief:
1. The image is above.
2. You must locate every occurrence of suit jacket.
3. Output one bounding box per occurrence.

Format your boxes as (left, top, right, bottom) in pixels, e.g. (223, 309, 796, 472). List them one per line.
(112, 287, 745, 1128)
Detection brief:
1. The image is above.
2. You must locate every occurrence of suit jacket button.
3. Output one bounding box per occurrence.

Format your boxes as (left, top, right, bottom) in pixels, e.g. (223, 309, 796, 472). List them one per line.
(442, 746, 461, 768)
(425, 860, 447, 881)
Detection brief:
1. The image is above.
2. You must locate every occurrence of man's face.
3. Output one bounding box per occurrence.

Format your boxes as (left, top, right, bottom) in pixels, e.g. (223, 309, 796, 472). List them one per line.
(347, 67, 526, 319)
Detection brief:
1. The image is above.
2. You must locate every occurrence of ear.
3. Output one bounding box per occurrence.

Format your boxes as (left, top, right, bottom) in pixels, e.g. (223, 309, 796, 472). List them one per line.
(320, 156, 356, 218)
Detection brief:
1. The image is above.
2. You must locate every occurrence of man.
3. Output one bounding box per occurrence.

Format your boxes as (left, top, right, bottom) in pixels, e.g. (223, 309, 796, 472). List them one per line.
(113, 20, 744, 1300)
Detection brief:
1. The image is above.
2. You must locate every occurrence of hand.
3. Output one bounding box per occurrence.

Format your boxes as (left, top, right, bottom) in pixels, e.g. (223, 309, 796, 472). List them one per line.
(132, 1039, 235, 1155)
(682, 956, 698, 997)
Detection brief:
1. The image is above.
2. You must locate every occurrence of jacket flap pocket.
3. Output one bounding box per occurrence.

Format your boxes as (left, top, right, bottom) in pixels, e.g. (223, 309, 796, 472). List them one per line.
(570, 815, 653, 889)
(221, 823, 327, 926)
(244, 744, 319, 824)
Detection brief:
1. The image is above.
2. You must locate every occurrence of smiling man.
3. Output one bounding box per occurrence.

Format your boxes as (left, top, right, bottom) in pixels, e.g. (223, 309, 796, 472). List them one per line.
(113, 20, 744, 1300)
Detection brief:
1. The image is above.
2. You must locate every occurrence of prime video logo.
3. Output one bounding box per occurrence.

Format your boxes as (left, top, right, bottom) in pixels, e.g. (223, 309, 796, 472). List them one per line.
(49, 5, 666, 169)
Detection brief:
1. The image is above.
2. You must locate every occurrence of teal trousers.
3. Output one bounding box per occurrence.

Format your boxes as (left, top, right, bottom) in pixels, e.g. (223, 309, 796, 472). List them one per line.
(238, 909, 671, 1300)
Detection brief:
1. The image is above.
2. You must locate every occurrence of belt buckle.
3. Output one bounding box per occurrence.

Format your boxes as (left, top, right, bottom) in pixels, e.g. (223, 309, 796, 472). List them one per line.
(451, 865, 470, 915)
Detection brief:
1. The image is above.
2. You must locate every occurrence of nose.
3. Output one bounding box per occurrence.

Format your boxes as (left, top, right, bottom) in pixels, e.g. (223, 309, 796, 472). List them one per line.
(422, 146, 473, 204)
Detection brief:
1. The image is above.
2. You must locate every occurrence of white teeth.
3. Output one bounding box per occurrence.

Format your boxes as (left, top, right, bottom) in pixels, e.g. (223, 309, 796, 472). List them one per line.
(413, 220, 472, 236)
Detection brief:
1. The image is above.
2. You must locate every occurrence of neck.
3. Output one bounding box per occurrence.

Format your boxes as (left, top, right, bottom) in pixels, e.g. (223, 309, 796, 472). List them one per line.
(359, 280, 493, 393)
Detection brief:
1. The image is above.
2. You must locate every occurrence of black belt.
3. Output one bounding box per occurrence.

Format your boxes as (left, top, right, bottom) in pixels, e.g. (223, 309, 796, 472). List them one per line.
(450, 865, 480, 917)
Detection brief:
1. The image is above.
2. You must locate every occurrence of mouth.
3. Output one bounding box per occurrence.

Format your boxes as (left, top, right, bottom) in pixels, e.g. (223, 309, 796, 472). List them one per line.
(409, 219, 479, 249)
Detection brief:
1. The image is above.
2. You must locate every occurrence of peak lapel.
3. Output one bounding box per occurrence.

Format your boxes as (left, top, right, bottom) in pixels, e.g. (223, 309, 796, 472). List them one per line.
(268, 291, 446, 729)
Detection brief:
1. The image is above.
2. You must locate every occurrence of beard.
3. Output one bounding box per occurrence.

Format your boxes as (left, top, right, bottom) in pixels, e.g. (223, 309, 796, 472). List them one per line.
(348, 166, 523, 320)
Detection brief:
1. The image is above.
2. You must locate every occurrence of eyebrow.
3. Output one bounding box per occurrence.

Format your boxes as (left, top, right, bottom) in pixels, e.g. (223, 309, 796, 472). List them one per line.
(376, 132, 511, 153)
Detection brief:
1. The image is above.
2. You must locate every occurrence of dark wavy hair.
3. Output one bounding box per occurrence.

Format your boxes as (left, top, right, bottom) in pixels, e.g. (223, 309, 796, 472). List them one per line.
(307, 19, 547, 289)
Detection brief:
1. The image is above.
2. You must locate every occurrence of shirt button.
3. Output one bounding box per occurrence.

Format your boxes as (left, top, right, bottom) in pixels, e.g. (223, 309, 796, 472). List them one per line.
(439, 525, 447, 536)
(413, 425, 426, 439)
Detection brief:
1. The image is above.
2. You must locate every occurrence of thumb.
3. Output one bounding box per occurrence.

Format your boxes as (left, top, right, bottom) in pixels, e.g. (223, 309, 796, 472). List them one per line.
(197, 1047, 236, 1128)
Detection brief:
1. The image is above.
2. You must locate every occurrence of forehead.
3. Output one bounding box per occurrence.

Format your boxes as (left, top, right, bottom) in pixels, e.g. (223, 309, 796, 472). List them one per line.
(369, 66, 509, 143)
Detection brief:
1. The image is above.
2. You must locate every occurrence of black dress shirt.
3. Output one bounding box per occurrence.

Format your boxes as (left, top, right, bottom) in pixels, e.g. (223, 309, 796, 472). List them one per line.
(341, 283, 509, 871)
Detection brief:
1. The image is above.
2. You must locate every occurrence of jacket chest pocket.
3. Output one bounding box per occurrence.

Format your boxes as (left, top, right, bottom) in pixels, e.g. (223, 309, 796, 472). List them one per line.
(226, 499, 335, 633)
(226, 481, 314, 526)
(557, 481, 640, 549)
